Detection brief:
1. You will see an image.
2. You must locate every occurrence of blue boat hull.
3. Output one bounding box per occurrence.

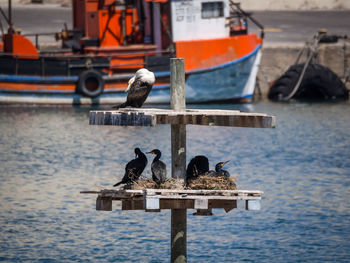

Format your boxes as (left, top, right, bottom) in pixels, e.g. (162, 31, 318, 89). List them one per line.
(0, 46, 261, 105)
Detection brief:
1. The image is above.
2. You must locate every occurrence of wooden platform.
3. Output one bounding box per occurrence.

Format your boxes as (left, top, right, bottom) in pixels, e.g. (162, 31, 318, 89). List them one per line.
(81, 189, 263, 215)
(85, 60, 272, 262)
(89, 108, 276, 128)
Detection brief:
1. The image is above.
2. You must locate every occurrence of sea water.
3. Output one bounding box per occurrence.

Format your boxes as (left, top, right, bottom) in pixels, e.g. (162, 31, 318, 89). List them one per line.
(0, 102, 349, 262)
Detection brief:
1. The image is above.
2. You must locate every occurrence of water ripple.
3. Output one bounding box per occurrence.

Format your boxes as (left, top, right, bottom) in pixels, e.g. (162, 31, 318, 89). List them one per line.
(0, 103, 350, 262)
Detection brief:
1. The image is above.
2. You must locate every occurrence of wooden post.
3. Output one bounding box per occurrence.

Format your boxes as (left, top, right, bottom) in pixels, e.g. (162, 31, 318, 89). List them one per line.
(170, 58, 186, 179)
(171, 209, 187, 263)
(170, 58, 186, 112)
(170, 58, 187, 263)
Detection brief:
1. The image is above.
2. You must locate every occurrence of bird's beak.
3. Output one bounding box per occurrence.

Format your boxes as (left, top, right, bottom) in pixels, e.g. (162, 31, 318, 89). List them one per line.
(146, 151, 154, 154)
(125, 76, 135, 92)
(222, 160, 230, 167)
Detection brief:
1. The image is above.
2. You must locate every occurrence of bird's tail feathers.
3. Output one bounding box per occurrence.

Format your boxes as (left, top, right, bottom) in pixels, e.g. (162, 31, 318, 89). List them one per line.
(112, 102, 127, 109)
(113, 181, 123, 187)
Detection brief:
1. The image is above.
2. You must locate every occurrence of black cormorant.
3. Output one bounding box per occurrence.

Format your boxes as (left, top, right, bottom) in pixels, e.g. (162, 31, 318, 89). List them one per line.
(147, 149, 166, 185)
(113, 148, 148, 186)
(186, 155, 209, 181)
(207, 161, 230, 178)
(112, 68, 155, 109)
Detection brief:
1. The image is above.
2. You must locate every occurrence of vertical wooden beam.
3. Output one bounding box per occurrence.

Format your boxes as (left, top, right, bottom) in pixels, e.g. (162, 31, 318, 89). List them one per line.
(171, 209, 187, 262)
(171, 124, 186, 179)
(170, 58, 186, 179)
(170, 58, 186, 112)
(96, 197, 112, 211)
(170, 58, 187, 263)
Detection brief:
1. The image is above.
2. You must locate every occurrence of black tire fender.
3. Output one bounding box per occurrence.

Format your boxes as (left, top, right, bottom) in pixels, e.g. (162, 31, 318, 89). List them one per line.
(76, 69, 104, 98)
(268, 63, 349, 101)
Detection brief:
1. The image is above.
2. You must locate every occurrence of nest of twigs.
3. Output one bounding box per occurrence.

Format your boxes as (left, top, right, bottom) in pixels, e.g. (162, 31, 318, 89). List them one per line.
(124, 178, 185, 190)
(123, 175, 237, 190)
(186, 176, 237, 190)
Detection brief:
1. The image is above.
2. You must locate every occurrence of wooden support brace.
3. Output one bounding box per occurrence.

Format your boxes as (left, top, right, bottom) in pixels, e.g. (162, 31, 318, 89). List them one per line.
(122, 200, 144, 210)
(193, 209, 213, 216)
(208, 200, 237, 212)
(96, 197, 112, 211)
(89, 109, 275, 128)
(245, 200, 261, 211)
(90, 110, 156, 126)
(194, 198, 209, 209)
(144, 195, 161, 212)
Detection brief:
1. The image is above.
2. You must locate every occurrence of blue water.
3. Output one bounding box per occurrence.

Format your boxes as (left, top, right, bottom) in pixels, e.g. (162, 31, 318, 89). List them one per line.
(0, 102, 350, 262)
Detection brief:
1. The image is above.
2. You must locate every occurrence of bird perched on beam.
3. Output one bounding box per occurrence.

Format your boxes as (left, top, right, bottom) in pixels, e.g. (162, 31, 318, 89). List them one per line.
(207, 161, 230, 178)
(186, 155, 209, 182)
(113, 148, 148, 187)
(147, 149, 166, 185)
(112, 68, 155, 109)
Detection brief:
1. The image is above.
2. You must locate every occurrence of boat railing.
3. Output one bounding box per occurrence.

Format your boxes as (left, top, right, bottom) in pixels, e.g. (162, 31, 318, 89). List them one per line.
(0, 48, 173, 59)
(229, 1, 264, 39)
(0, 49, 174, 77)
(23, 32, 58, 50)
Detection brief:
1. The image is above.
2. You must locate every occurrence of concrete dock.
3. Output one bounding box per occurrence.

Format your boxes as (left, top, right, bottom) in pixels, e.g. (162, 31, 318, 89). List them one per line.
(250, 11, 350, 97)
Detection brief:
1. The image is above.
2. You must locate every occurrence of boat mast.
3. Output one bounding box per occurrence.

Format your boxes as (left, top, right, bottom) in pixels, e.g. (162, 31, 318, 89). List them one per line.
(8, 0, 14, 33)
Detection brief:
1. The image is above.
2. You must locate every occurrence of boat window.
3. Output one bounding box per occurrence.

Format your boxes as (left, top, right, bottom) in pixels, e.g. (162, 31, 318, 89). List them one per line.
(201, 2, 224, 19)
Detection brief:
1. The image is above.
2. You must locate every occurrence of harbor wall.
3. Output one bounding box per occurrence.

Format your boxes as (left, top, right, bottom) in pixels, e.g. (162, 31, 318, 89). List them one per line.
(257, 41, 350, 98)
(241, 0, 350, 10)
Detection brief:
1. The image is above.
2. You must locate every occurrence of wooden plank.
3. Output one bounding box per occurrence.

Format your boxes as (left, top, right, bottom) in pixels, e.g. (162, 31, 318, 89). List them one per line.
(122, 199, 194, 210)
(96, 197, 112, 211)
(89, 109, 276, 128)
(122, 200, 144, 210)
(141, 189, 263, 195)
(156, 111, 275, 127)
(160, 199, 194, 209)
(94, 197, 247, 211)
(90, 110, 156, 126)
(193, 209, 213, 216)
(82, 189, 264, 197)
(209, 200, 237, 212)
(108, 199, 239, 211)
(149, 195, 261, 201)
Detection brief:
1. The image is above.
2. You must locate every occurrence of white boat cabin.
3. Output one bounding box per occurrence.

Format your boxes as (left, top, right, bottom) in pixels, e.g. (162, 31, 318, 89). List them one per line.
(170, 0, 230, 41)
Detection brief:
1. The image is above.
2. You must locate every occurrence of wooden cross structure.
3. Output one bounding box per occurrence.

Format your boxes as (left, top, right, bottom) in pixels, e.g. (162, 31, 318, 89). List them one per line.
(82, 58, 275, 263)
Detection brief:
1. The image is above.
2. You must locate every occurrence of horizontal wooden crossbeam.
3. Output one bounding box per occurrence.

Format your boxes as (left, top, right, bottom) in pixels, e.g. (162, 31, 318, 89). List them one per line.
(89, 108, 276, 128)
(81, 189, 263, 213)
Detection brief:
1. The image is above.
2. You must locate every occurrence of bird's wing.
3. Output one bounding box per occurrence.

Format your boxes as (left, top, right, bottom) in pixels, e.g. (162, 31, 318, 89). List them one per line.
(152, 161, 166, 182)
(126, 81, 152, 107)
(122, 159, 138, 181)
(125, 158, 137, 172)
(223, 170, 230, 178)
(206, 170, 217, 177)
(186, 156, 209, 178)
(124, 157, 147, 180)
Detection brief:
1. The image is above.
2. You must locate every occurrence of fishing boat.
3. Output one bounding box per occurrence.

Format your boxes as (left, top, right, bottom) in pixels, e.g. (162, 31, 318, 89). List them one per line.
(0, 0, 264, 105)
